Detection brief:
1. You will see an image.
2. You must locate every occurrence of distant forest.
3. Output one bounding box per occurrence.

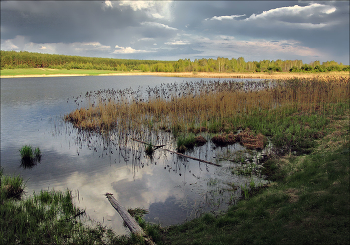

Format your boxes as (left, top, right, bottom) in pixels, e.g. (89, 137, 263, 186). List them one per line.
(1, 50, 349, 73)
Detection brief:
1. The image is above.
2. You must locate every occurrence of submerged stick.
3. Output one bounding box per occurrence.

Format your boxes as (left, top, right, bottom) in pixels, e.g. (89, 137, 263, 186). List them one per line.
(131, 138, 221, 167)
(162, 148, 221, 167)
(131, 138, 165, 149)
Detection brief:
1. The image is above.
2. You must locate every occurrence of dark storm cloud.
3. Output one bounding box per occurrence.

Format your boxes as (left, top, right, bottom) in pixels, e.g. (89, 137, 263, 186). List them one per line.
(1, 1, 145, 44)
(1, 1, 348, 64)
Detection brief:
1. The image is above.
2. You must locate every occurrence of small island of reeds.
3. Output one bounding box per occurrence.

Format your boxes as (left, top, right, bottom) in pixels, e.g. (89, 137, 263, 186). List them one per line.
(65, 76, 349, 155)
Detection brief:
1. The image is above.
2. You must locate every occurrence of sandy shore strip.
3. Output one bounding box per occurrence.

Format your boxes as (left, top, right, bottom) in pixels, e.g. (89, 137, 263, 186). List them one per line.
(1, 71, 348, 79)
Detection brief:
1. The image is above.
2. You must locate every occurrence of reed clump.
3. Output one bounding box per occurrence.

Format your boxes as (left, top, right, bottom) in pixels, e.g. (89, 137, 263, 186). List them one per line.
(19, 145, 41, 168)
(211, 132, 238, 146)
(1, 169, 25, 199)
(238, 129, 266, 150)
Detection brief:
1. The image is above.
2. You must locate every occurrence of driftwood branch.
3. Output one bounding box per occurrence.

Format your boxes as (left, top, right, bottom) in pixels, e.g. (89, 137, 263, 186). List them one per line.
(131, 138, 221, 167)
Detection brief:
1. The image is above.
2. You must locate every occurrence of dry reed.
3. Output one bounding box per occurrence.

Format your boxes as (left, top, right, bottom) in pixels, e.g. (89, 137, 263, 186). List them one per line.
(65, 77, 350, 147)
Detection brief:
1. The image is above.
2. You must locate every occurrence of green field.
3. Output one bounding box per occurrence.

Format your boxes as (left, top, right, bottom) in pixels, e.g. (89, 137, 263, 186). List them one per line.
(0, 68, 128, 77)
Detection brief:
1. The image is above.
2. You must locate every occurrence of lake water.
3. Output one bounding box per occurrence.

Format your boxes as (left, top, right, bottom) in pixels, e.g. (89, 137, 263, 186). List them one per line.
(1, 75, 266, 235)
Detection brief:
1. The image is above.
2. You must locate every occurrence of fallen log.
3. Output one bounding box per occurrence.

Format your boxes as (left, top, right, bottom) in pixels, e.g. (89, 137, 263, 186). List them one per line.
(131, 138, 221, 167)
(105, 193, 145, 236)
(105, 193, 156, 245)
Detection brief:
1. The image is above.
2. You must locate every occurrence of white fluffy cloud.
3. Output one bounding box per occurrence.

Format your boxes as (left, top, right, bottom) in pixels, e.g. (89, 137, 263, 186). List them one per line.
(245, 3, 336, 21)
(205, 14, 246, 21)
(113, 45, 154, 54)
(141, 22, 178, 31)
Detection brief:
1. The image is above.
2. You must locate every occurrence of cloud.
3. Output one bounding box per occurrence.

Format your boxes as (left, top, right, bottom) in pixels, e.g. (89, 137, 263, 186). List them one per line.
(165, 40, 190, 45)
(152, 13, 164, 19)
(103, 0, 113, 10)
(141, 22, 178, 31)
(118, 1, 155, 11)
(205, 14, 246, 21)
(138, 38, 156, 42)
(245, 3, 337, 21)
(113, 45, 154, 54)
(118, 1, 173, 21)
(1, 39, 20, 50)
(189, 35, 324, 62)
(0, 1, 348, 64)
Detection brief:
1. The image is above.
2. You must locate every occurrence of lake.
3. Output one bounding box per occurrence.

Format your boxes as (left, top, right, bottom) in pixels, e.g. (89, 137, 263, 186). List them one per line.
(1, 75, 266, 235)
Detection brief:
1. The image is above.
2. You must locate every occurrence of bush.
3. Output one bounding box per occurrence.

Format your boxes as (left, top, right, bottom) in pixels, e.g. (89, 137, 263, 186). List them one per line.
(289, 66, 300, 72)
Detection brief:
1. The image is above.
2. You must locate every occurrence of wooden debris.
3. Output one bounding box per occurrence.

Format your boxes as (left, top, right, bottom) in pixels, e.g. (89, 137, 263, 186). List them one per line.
(162, 148, 221, 167)
(105, 193, 156, 245)
(105, 193, 145, 236)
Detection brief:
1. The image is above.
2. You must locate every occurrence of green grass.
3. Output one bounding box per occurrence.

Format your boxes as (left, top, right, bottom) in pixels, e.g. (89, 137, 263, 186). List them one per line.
(34, 147, 41, 158)
(0, 170, 141, 244)
(0, 68, 128, 76)
(153, 114, 350, 245)
(177, 133, 196, 152)
(19, 145, 41, 167)
(0, 169, 25, 199)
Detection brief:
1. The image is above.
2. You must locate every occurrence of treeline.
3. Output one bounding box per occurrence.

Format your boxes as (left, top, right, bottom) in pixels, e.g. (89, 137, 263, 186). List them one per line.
(0, 50, 168, 71)
(1, 50, 349, 73)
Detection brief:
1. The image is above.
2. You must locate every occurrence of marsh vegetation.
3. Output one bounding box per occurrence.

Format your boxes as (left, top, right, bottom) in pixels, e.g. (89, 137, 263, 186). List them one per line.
(65, 76, 349, 156)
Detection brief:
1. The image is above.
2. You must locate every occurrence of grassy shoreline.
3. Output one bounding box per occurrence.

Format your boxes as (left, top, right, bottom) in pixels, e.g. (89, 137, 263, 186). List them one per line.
(1, 68, 349, 79)
(159, 113, 350, 244)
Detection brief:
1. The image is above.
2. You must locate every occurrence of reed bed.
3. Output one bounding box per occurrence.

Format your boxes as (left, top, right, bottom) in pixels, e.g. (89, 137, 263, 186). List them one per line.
(65, 76, 349, 152)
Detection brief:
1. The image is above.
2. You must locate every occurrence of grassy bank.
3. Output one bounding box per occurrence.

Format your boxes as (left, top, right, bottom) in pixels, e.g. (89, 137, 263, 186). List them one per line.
(1, 68, 349, 79)
(0, 170, 141, 244)
(157, 114, 349, 245)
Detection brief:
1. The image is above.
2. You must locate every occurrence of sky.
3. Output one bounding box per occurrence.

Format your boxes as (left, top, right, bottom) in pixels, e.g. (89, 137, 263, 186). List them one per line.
(1, 1, 349, 64)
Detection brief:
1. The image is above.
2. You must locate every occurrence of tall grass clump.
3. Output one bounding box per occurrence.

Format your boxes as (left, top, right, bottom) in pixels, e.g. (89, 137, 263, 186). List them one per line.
(177, 133, 196, 152)
(19, 145, 34, 160)
(0, 168, 25, 199)
(19, 145, 42, 167)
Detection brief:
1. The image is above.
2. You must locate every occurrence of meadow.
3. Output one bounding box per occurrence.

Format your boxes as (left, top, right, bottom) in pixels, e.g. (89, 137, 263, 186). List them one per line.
(0, 68, 125, 77)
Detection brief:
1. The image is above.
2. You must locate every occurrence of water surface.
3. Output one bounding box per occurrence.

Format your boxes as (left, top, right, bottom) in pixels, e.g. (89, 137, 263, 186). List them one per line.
(1, 75, 265, 235)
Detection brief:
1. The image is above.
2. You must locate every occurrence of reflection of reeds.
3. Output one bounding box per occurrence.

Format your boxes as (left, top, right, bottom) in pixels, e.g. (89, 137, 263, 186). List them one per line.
(65, 77, 350, 148)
